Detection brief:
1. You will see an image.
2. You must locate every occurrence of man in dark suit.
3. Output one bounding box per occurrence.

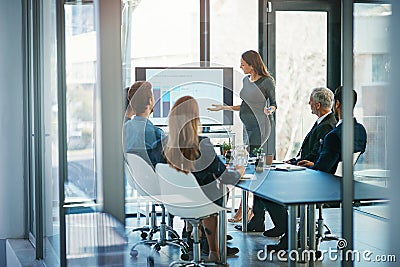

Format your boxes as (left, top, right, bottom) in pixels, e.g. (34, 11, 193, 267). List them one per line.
(287, 87, 337, 164)
(298, 86, 367, 173)
(236, 87, 337, 233)
(263, 86, 367, 251)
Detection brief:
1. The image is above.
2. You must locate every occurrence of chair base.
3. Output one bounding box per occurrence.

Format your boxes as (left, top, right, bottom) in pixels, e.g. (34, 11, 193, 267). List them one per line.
(130, 223, 190, 260)
(131, 225, 151, 240)
(315, 219, 340, 259)
(169, 260, 220, 267)
(168, 219, 223, 267)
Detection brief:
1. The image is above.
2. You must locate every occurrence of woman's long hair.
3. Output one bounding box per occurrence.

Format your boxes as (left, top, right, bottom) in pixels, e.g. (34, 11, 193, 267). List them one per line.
(242, 50, 275, 82)
(164, 95, 200, 174)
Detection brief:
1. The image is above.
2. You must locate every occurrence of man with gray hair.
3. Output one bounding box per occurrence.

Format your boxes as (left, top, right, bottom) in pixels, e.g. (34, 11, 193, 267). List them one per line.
(286, 87, 337, 165)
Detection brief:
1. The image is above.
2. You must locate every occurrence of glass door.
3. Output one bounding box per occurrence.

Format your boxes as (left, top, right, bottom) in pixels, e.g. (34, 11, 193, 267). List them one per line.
(264, 0, 340, 161)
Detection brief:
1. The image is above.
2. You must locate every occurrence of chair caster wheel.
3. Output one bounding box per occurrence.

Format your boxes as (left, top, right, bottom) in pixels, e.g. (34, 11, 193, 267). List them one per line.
(130, 249, 138, 257)
(316, 250, 322, 259)
(181, 253, 189, 261)
(141, 232, 148, 239)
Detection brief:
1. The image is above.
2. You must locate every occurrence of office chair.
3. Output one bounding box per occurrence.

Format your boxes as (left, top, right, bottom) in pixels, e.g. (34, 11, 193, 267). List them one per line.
(125, 153, 190, 260)
(156, 163, 227, 266)
(314, 152, 362, 258)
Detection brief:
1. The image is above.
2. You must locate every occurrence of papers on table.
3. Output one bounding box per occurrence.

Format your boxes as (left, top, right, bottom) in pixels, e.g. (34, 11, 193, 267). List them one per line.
(240, 173, 256, 180)
(274, 164, 306, 171)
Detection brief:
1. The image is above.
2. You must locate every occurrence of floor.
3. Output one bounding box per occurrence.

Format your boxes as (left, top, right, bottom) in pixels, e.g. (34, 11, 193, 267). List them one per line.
(8, 203, 391, 266)
(121, 205, 391, 267)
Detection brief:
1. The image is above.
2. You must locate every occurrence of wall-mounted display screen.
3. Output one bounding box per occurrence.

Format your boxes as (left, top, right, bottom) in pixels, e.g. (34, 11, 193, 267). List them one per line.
(135, 67, 233, 126)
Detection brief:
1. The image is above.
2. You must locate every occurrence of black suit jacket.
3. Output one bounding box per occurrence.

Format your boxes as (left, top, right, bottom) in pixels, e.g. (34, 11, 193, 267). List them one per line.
(298, 112, 337, 162)
(313, 118, 367, 174)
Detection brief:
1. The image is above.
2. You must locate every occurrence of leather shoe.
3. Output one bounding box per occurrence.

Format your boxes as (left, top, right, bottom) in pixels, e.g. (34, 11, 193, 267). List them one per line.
(227, 246, 239, 256)
(234, 220, 264, 232)
(263, 227, 285, 237)
(266, 234, 302, 251)
(267, 235, 288, 251)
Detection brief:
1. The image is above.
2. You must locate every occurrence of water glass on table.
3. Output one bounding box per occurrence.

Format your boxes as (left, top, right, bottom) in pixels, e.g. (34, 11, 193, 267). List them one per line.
(256, 153, 265, 173)
(234, 145, 249, 167)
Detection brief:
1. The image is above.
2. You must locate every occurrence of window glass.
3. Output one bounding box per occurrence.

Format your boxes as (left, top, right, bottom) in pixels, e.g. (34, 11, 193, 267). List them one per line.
(123, 0, 199, 212)
(126, 0, 199, 84)
(353, 3, 391, 187)
(65, 3, 97, 203)
(274, 11, 327, 160)
(210, 0, 258, 145)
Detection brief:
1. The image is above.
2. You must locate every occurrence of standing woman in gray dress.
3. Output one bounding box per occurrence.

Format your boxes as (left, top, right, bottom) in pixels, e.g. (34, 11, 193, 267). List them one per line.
(209, 50, 277, 154)
(208, 50, 277, 223)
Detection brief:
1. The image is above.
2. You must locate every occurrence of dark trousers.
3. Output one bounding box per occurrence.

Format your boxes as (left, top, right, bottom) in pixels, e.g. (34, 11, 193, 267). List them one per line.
(253, 195, 288, 233)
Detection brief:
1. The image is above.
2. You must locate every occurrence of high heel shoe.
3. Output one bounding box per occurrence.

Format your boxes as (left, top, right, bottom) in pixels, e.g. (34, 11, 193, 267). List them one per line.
(228, 208, 253, 223)
(228, 216, 242, 223)
(228, 208, 242, 222)
(247, 208, 254, 221)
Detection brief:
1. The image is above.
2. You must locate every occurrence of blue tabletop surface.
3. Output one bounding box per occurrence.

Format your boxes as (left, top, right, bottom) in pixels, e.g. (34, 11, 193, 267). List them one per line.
(236, 165, 388, 206)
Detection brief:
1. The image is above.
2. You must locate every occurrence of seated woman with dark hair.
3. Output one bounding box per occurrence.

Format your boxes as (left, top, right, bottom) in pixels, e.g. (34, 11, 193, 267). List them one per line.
(150, 95, 244, 262)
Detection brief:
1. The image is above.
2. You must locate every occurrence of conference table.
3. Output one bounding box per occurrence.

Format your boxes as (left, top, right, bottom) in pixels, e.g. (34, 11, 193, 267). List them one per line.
(219, 164, 389, 265)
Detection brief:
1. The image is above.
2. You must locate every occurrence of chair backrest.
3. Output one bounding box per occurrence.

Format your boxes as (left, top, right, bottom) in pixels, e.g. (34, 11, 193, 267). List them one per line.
(155, 163, 225, 219)
(334, 151, 362, 177)
(125, 153, 162, 202)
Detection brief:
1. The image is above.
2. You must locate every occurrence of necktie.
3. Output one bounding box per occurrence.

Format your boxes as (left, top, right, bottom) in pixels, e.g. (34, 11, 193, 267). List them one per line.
(297, 121, 318, 157)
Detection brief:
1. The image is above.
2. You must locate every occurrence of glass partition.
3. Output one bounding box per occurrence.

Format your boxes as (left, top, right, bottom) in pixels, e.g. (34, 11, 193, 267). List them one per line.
(353, 3, 391, 189)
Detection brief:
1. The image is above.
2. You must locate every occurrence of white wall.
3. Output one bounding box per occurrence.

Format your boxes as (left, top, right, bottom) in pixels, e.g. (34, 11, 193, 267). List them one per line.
(0, 0, 25, 238)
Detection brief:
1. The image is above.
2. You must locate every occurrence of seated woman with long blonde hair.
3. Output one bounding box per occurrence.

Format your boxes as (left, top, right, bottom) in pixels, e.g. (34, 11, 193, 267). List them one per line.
(150, 95, 244, 262)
